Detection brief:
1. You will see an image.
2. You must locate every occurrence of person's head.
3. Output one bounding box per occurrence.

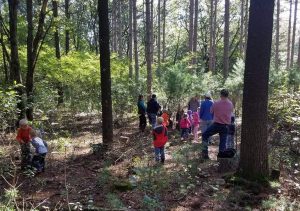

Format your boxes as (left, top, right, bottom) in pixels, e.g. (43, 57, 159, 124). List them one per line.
(195, 94, 200, 100)
(157, 117, 164, 125)
(30, 129, 38, 138)
(183, 113, 188, 119)
(205, 92, 212, 100)
(19, 119, 28, 129)
(138, 94, 143, 101)
(220, 89, 229, 99)
(151, 94, 157, 99)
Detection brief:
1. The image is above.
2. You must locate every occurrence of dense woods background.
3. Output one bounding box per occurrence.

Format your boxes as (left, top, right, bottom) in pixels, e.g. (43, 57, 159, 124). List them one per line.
(0, 0, 300, 210)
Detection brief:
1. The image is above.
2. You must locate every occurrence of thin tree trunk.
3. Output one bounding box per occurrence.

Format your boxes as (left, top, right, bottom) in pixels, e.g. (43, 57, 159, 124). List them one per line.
(192, 0, 198, 65)
(0, 29, 8, 83)
(212, 0, 217, 72)
(209, 0, 214, 71)
(291, 0, 298, 67)
(65, 0, 70, 54)
(223, 0, 230, 79)
(287, 0, 292, 69)
(275, 0, 280, 70)
(129, 0, 133, 78)
(188, 0, 194, 53)
(53, 0, 64, 106)
(244, 0, 249, 58)
(162, 0, 166, 62)
(133, 0, 139, 82)
(117, 1, 122, 57)
(239, 0, 275, 179)
(150, 0, 154, 63)
(98, 0, 113, 147)
(297, 36, 300, 67)
(240, 0, 245, 58)
(157, 0, 161, 73)
(145, 0, 152, 97)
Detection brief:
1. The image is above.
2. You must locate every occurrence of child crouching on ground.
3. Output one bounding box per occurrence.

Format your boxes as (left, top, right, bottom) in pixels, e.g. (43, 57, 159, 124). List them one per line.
(30, 129, 48, 173)
(152, 117, 168, 164)
(180, 113, 191, 141)
(16, 119, 32, 170)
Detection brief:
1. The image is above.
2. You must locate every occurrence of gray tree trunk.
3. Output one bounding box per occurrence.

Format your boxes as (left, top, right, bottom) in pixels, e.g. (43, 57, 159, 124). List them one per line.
(275, 0, 280, 70)
(287, 0, 292, 69)
(145, 0, 152, 97)
(188, 0, 194, 53)
(223, 0, 230, 79)
(129, 0, 133, 78)
(133, 0, 139, 82)
(291, 0, 298, 67)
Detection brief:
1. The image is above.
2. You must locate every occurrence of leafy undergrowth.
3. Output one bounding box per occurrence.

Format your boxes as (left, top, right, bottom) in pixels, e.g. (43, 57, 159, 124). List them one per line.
(0, 114, 299, 210)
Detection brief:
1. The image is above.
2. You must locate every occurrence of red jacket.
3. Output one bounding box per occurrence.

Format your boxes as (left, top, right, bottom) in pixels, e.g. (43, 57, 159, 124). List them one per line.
(180, 118, 191, 129)
(152, 125, 168, 148)
(16, 126, 32, 143)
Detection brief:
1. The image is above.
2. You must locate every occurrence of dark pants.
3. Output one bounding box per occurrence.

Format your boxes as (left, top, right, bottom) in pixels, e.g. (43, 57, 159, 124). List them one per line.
(154, 147, 165, 163)
(202, 123, 228, 156)
(139, 114, 147, 131)
(32, 153, 46, 172)
(181, 128, 189, 139)
(148, 113, 157, 128)
(20, 143, 31, 170)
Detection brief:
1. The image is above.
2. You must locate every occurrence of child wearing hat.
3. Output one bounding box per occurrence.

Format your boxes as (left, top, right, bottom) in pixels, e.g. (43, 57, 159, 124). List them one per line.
(16, 119, 32, 170)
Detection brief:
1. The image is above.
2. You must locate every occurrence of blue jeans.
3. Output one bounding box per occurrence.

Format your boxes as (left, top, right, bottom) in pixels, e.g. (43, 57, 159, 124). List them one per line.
(181, 128, 189, 138)
(200, 120, 213, 143)
(202, 123, 228, 156)
(148, 113, 157, 128)
(154, 147, 165, 162)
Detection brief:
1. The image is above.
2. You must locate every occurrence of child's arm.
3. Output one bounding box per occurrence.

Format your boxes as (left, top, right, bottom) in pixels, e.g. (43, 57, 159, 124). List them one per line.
(16, 129, 24, 144)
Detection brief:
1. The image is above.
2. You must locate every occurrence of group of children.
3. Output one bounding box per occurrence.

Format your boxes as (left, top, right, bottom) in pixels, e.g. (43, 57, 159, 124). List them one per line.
(16, 119, 48, 173)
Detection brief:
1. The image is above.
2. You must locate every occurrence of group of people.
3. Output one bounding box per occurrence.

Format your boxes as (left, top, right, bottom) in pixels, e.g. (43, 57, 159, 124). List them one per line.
(16, 119, 48, 173)
(137, 89, 236, 163)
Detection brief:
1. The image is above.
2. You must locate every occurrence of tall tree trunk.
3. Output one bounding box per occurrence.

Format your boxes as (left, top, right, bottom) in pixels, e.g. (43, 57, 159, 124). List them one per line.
(150, 0, 154, 63)
(287, 0, 292, 69)
(157, 0, 161, 73)
(244, 0, 249, 58)
(98, 0, 113, 147)
(209, 0, 214, 71)
(133, 0, 139, 82)
(8, 0, 25, 119)
(212, 0, 217, 72)
(192, 0, 198, 65)
(240, 0, 245, 58)
(188, 0, 194, 53)
(162, 0, 166, 62)
(0, 28, 9, 83)
(145, 0, 152, 97)
(65, 0, 70, 54)
(128, 0, 133, 78)
(26, 0, 48, 120)
(291, 0, 298, 67)
(117, 1, 122, 57)
(297, 36, 300, 67)
(223, 0, 230, 79)
(275, 0, 280, 70)
(53, 0, 64, 106)
(239, 0, 275, 179)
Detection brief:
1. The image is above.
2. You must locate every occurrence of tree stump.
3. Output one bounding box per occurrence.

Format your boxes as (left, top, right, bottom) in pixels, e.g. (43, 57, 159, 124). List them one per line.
(217, 156, 239, 173)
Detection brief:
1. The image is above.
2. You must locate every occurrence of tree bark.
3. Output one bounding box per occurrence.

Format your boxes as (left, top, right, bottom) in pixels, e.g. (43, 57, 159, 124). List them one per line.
(8, 0, 25, 119)
(291, 0, 298, 67)
(98, 0, 113, 147)
(297, 36, 300, 67)
(133, 0, 139, 82)
(275, 0, 280, 70)
(192, 0, 198, 65)
(65, 0, 70, 54)
(145, 0, 152, 97)
(240, 0, 245, 58)
(239, 0, 275, 179)
(244, 0, 249, 58)
(162, 0, 166, 62)
(287, 0, 292, 69)
(129, 0, 133, 78)
(223, 0, 230, 79)
(117, 1, 122, 57)
(188, 0, 194, 53)
(157, 0, 161, 72)
(150, 0, 154, 63)
(209, 0, 214, 71)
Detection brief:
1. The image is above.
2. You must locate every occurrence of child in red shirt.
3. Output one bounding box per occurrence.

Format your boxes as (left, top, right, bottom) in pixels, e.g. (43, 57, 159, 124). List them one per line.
(180, 113, 191, 141)
(152, 117, 168, 164)
(161, 110, 169, 127)
(16, 119, 32, 170)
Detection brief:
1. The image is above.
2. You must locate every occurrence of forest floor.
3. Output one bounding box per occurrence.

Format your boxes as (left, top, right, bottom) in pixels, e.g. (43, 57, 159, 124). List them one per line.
(0, 113, 300, 210)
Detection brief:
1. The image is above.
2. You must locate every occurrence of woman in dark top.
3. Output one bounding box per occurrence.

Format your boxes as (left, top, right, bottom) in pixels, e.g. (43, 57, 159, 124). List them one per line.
(137, 95, 147, 132)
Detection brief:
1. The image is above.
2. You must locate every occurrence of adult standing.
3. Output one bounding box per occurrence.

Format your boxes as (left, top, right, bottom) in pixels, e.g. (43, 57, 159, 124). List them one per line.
(147, 94, 161, 128)
(202, 89, 234, 159)
(199, 93, 214, 135)
(188, 95, 200, 112)
(137, 95, 147, 132)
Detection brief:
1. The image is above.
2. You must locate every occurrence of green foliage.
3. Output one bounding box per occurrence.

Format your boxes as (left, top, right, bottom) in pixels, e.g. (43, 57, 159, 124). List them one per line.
(106, 193, 126, 210)
(0, 87, 18, 130)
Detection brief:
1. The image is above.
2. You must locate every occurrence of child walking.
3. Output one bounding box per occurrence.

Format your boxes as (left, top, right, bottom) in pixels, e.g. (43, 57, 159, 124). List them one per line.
(152, 117, 168, 164)
(187, 110, 193, 134)
(192, 110, 200, 142)
(16, 119, 32, 170)
(180, 113, 191, 141)
(30, 129, 48, 173)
